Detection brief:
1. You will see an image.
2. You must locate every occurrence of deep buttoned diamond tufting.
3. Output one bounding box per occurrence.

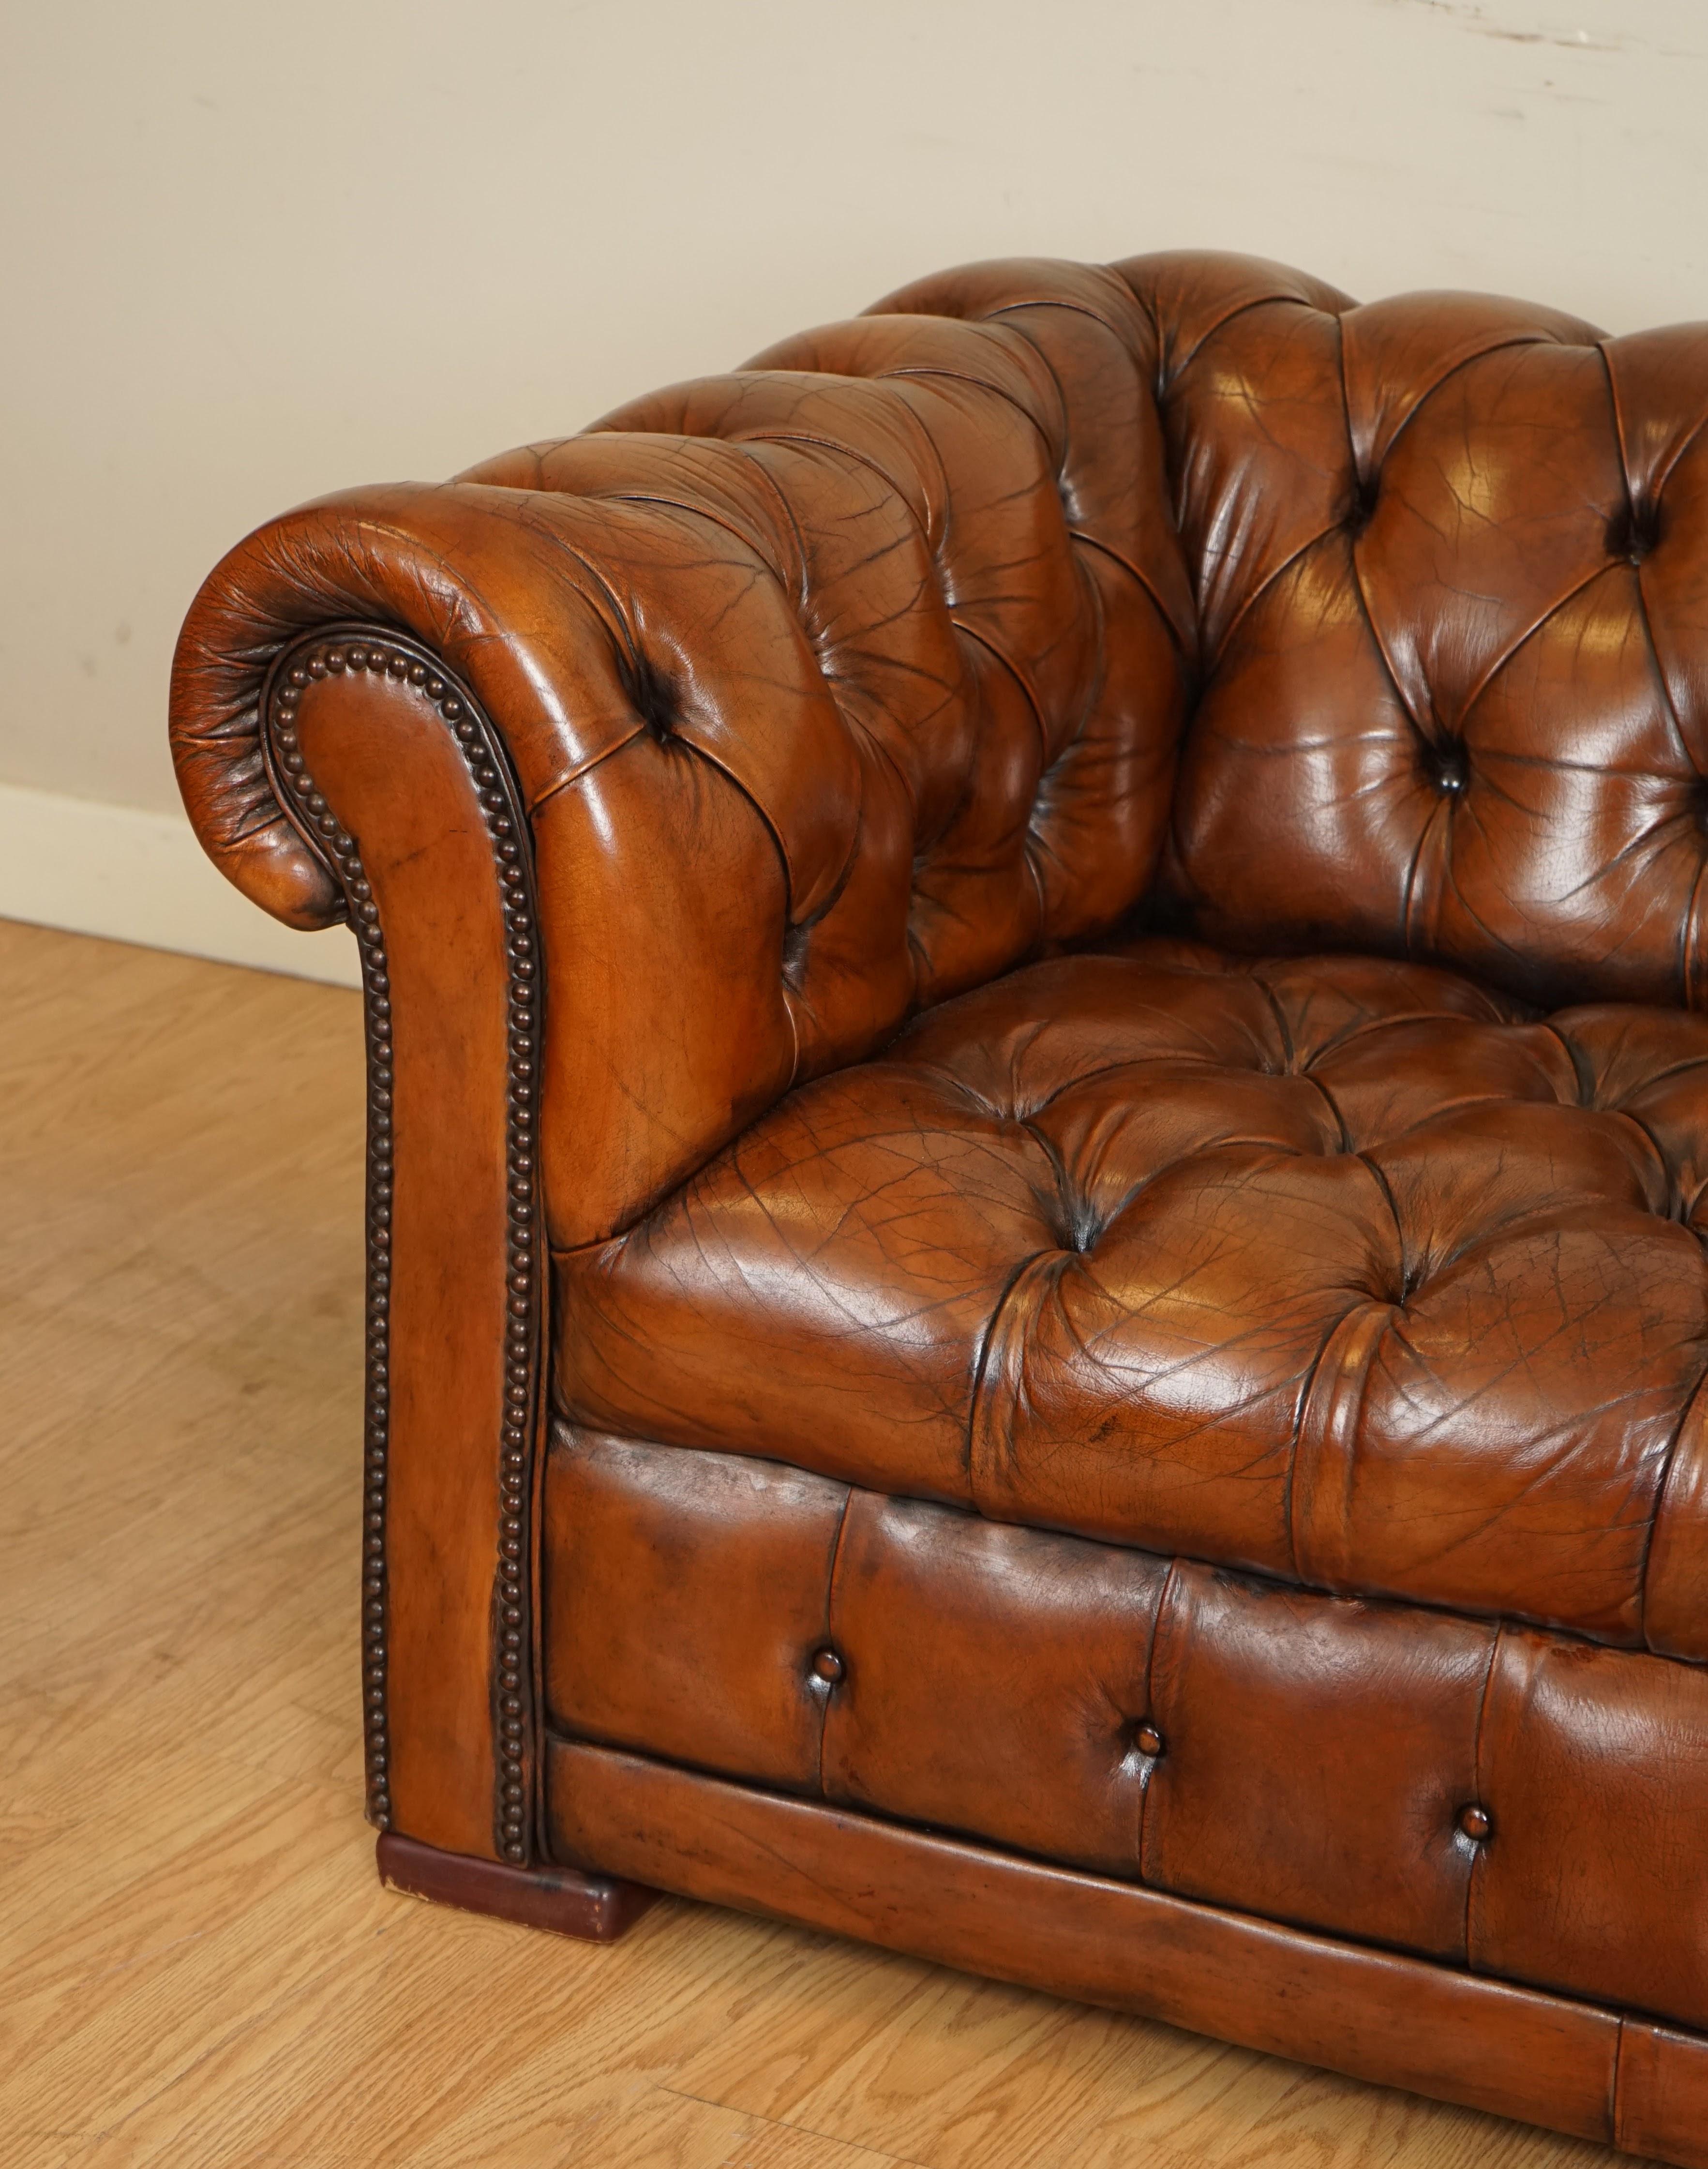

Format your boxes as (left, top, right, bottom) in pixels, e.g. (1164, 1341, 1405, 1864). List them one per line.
(616, 645, 680, 743)
(171, 252, 1708, 2164)
(1345, 472, 1382, 538)
(556, 940, 1708, 1660)
(174, 254, 1708, 1260)
(1608, 496, 1664, 567)
(1425, 739, 1470, 796)
(875, 258, 1708, 1021)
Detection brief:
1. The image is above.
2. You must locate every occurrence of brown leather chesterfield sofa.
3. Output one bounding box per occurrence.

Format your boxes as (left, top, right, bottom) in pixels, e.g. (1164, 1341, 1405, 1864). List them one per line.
(171, 254, 1708, 2165)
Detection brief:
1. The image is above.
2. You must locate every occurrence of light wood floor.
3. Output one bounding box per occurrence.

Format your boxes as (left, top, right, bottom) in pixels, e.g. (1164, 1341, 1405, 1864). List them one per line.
(0, 919, 1633, 2169)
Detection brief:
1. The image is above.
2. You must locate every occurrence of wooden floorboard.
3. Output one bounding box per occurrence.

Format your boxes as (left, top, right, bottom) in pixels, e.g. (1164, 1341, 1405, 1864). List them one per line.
(0, 919, 1626, 2168)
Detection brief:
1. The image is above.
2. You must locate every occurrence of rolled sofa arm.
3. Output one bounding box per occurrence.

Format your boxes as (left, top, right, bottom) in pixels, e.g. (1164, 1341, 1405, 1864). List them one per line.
(168, 265, 1192, 1870)
(172, 476, 837, 1248)
(171, 475, 859, 1868)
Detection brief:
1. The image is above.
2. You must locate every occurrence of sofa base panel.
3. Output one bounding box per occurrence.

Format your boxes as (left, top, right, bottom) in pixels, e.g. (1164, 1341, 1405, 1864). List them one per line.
(376, 1830, 659, 1943)
(546, 1735, 1708, 2167)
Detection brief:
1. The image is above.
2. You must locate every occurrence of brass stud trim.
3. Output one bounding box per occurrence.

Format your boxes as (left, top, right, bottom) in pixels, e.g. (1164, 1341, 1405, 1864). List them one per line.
(262, 628, 543, 1864)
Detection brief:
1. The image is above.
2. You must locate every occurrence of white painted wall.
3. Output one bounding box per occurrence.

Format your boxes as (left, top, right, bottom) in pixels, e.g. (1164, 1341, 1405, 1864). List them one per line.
(3, 0, 1706, 975)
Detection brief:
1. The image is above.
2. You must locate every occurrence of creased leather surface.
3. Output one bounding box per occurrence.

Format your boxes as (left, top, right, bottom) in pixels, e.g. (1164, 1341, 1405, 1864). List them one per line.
(545, 1430, 1708, 2035)
(173, 255, 1708, 2125)
(170, 262, 1193, 1245)
(887, 254, 1708, 1012)
(174, 252, 1708, 1244)
(557, 939, 1708, 1657)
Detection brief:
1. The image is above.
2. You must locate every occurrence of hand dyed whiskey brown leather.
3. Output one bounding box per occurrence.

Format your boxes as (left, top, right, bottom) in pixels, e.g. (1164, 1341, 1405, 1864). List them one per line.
(170, 254, 1708, 2166)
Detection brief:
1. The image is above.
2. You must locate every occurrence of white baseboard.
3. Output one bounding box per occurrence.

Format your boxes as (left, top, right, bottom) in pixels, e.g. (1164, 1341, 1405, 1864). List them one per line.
(0, 780, 361, 988)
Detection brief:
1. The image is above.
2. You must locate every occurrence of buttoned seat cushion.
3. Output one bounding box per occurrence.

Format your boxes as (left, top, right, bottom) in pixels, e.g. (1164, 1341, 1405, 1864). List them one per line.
(555, 939, 1708, 1657)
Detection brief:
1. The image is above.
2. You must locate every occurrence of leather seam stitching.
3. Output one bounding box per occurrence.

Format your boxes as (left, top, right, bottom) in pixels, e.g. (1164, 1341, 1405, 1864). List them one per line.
(1638, 1358, 1708, 1651)
(730, 443, 816, 602)
(262, 626, 544, 1865)
(1137, 1558, 1182, 1883)
(525, 723, 647, 818)
(1598, 336, 1636, 508)
(1594, 332, 1696, 859)
(1538, 1018, 1595, 1105)
(1202, 519, 1341, 676)
(869, 354, 1061, 466)
(572, 485, 791, 586)
(964, 1248, 1057, 1510)
(1336, 533, 1442, 961)
(984, 289, 1146, 342)
(1283, 1302, 1383, 1584)
(1334, 308, 1361, 484)
(1684, 852, 1708, 1012)
(1354, 1145, 1407, 1274)
(817, 1488, 858, 1800)
(952, 618, 1050, 767)
(1452, 561, 1616, 740)
(719, 422, 948, 547)
(1609, 2013, 1631, 2150)
(1068, 530, 1189, 655)
(981, 313, 1074, 482)
(1144, 287, 1330, 397)
(1601, 341, 1705, 1009)
(1359, 329, 1574, 476)
(725, 430, 907, 529)
(1250, 974, 1297, 1072)
(1464, 1626, 1503, 1971)
(1603, 325, 1708, 503)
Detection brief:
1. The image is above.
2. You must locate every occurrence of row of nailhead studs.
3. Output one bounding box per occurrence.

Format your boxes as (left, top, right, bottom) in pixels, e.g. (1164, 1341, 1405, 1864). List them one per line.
(809, 1643, 1494, 1839)
(269, 637, 541, 1861)
(271, 648, 397, 1829)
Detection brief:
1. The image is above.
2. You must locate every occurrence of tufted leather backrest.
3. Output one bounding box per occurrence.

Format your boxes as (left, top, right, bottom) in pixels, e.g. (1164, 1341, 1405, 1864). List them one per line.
(173, 252, 1708, 1245)
(892, 254, 1708, 1012)
(449, 267, 1196, 1239)
(460, 268, 1195, 1037)
(172, 261, 1193, 1245)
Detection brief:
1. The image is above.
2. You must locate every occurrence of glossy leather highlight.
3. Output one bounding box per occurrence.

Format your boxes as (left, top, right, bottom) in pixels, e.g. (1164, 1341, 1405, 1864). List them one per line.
(545, 1430, 1708, 2036)
(171, 254, 1708, 2169)
(557, 940, 1708, 1657)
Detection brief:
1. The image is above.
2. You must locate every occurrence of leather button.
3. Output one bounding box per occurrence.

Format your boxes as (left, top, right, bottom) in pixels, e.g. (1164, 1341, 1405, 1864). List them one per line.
(810, 1646, 845, 1685)
(1134, 1722, 1164, 1758)
(1609, 497, 1661, 565)
(1459, 1803, 1492, 1842)
(1346, 475, 1381, 536)
(1426, 739, 1470, 796)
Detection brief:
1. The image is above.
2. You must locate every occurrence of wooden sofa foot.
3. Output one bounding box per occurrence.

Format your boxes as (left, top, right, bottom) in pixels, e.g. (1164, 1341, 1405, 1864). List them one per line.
(376, 1832, 659, 1943)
